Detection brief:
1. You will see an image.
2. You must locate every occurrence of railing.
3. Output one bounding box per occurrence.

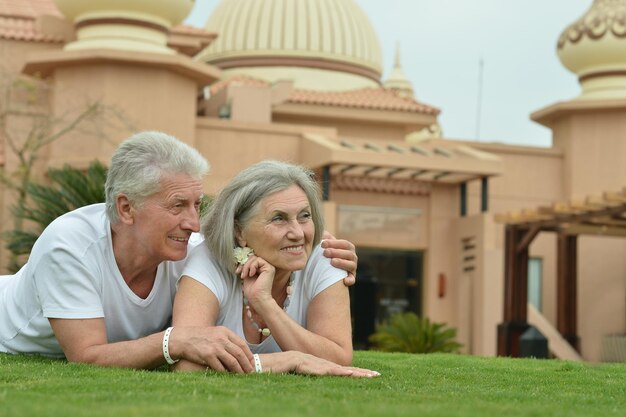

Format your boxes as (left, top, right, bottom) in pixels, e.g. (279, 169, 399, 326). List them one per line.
(527, 303, 582, 361)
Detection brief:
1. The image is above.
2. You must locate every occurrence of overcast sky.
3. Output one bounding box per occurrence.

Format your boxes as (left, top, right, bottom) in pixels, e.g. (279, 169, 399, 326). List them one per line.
(186, 0, 592, 148)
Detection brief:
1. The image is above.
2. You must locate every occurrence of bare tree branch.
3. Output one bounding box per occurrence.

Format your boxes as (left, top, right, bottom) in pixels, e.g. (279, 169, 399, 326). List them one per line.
(0, 70, 133, 270)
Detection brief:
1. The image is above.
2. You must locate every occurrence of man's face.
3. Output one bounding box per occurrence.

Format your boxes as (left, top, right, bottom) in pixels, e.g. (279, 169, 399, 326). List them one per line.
(131, 173, 203, 263)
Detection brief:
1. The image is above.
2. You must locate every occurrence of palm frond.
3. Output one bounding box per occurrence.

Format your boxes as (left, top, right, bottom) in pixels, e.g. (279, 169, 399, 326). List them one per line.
(368, 312, 462, 354)
(2, 161, 107, 270)
(48, 161, 106, 207)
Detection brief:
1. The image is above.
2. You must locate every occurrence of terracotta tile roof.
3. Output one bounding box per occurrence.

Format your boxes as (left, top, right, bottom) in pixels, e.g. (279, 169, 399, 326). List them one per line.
(0, 15, 63, 42)
(208, 75, 269, 95)
(288, 88, 440, 115)
(0, 0, 61, 19)
(0, 0, 64, 42)
(209, 75, 440, 115)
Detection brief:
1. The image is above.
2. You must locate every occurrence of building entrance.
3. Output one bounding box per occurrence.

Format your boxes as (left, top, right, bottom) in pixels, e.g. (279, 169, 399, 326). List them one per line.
(350, 248, 423, 349)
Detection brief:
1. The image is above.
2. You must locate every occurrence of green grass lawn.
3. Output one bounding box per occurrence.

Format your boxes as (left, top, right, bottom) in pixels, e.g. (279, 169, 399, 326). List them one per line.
(1, 351, 624, 417)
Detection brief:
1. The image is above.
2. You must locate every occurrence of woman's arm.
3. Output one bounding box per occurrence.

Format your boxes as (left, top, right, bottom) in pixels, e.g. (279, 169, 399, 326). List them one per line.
(240, 253, 352, 365)
(174, 276, 376, 377)
(171, 276, 253, 372)
(253, 280, 352, 365)
(257, 351, 378, 378)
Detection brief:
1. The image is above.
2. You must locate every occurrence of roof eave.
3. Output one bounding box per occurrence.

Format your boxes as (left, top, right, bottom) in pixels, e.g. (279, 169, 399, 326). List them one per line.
(300, 134, 503, 184)
(274, 102, 437, 129)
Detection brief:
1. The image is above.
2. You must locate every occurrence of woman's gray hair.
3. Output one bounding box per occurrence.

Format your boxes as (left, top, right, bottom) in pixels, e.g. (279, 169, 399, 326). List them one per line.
(203, 160, 324, 271)
(105, 131, 209, 223)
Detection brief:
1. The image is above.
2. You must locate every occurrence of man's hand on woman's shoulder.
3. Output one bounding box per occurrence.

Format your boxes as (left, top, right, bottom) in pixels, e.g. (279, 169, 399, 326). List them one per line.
(321, 231, 358, 286)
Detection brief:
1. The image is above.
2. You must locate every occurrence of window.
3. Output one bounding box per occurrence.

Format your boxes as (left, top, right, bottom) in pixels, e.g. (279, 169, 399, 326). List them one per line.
(528, 257, 543, 312)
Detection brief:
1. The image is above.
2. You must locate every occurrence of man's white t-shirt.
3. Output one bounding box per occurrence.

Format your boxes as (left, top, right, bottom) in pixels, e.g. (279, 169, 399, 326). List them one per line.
(0, 204, 191, 358)
(180, 243, 347, 353)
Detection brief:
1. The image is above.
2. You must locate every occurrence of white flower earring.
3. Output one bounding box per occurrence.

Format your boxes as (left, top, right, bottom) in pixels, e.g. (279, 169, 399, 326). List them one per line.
(234, 246, 255, 265)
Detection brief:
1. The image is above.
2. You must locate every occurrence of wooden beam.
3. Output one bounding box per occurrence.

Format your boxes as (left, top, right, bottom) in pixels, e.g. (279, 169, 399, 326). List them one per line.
(562, 223, 626, 237)
(502, 225, 517, 322)
(604, 191, 626, 203)
(386, 167, 405, 177)
(586, 216, 626, 227)
(516, 225, 541, 254)
(363, 166, 381, 175)
(498, 225, 530, 357)
(556, 232, 580, 352)
(340, 164, 356, 174)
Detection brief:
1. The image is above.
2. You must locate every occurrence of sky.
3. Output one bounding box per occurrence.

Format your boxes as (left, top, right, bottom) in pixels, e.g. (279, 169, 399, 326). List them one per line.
(185, 0, 592, 148)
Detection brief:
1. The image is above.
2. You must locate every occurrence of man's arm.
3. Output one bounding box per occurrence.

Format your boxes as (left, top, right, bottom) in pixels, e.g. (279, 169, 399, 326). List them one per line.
(49, 318, 165, 368)
(49, 318, 254, 372)
(321, 231, 358, 286)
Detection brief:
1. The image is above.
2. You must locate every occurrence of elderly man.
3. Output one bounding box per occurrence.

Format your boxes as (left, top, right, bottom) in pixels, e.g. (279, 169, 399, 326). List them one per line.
(0, 131, 359, 374)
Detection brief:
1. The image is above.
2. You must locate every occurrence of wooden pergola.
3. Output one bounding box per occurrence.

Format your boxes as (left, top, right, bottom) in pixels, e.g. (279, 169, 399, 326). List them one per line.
(495, 188, 626, 357)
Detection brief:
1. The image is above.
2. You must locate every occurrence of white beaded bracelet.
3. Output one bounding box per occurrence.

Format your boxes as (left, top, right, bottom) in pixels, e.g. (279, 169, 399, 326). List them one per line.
(162, 327, 179, 365)
(253, 353, 262, 373)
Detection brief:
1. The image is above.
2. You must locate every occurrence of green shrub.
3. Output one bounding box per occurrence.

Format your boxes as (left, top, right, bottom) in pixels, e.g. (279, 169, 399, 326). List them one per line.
(368, 312, 462, 353)
(3, 161, 107, 272)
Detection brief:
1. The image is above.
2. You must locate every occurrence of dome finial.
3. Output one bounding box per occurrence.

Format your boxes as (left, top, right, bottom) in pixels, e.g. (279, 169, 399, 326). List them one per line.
(384, 42, 414, 98)
(393, 42, 402, 69)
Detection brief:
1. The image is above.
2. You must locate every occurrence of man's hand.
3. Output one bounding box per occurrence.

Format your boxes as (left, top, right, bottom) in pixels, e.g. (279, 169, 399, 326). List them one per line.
(321, 231, 357, 286)
(171, 326, 254, 373)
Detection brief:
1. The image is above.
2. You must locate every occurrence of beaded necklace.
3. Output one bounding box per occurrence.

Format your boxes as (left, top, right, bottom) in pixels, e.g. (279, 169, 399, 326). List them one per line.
(242, 274, 294, 338)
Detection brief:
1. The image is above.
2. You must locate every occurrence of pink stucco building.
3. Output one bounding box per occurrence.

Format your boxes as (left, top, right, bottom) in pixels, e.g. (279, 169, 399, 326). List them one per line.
(1, 0, 624, 362)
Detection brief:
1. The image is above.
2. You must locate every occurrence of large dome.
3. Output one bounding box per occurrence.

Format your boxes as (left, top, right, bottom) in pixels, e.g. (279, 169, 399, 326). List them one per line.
(195, 0, 383, 91)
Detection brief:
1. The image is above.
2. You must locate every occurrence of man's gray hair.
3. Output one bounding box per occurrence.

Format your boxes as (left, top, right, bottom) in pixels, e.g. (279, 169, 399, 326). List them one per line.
(203, 160, 324, 271)
(105, 131, 209, 223)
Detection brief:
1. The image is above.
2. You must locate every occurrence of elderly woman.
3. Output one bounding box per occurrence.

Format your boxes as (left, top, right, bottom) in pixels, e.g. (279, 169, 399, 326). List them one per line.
(173, 161, 377, 377)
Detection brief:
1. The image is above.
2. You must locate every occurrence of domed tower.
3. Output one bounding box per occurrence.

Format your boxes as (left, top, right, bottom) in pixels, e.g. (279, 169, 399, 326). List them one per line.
(54, 0, 194, 54)
(532, 0, 626, 196)
(195, 0, 382, 91)
(20, 0, 218, 153)
(558, 0, 626, 99)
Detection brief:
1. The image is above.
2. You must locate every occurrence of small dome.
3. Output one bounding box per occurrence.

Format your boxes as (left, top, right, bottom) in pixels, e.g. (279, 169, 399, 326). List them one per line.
(558, 0, 626, 99)
(383, 44, 414, 98)
(196, 0, 383, 91)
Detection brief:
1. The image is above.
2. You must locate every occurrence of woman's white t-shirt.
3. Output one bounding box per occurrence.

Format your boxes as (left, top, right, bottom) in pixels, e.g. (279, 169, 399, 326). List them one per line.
(180, 243, 346, 353)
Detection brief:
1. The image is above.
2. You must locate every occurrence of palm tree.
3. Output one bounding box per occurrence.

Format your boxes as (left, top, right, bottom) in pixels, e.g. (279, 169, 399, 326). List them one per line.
(368, 312, 463, 354)
(3, 161, 107, 272)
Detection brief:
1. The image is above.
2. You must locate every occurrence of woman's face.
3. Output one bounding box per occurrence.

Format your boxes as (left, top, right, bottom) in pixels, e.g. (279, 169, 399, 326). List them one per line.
(238, 185, 315, 272)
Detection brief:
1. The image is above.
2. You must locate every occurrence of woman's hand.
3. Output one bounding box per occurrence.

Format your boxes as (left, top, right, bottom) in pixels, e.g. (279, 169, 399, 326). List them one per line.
(236, 255, 276, 310)
(260, 351, 380, 378)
